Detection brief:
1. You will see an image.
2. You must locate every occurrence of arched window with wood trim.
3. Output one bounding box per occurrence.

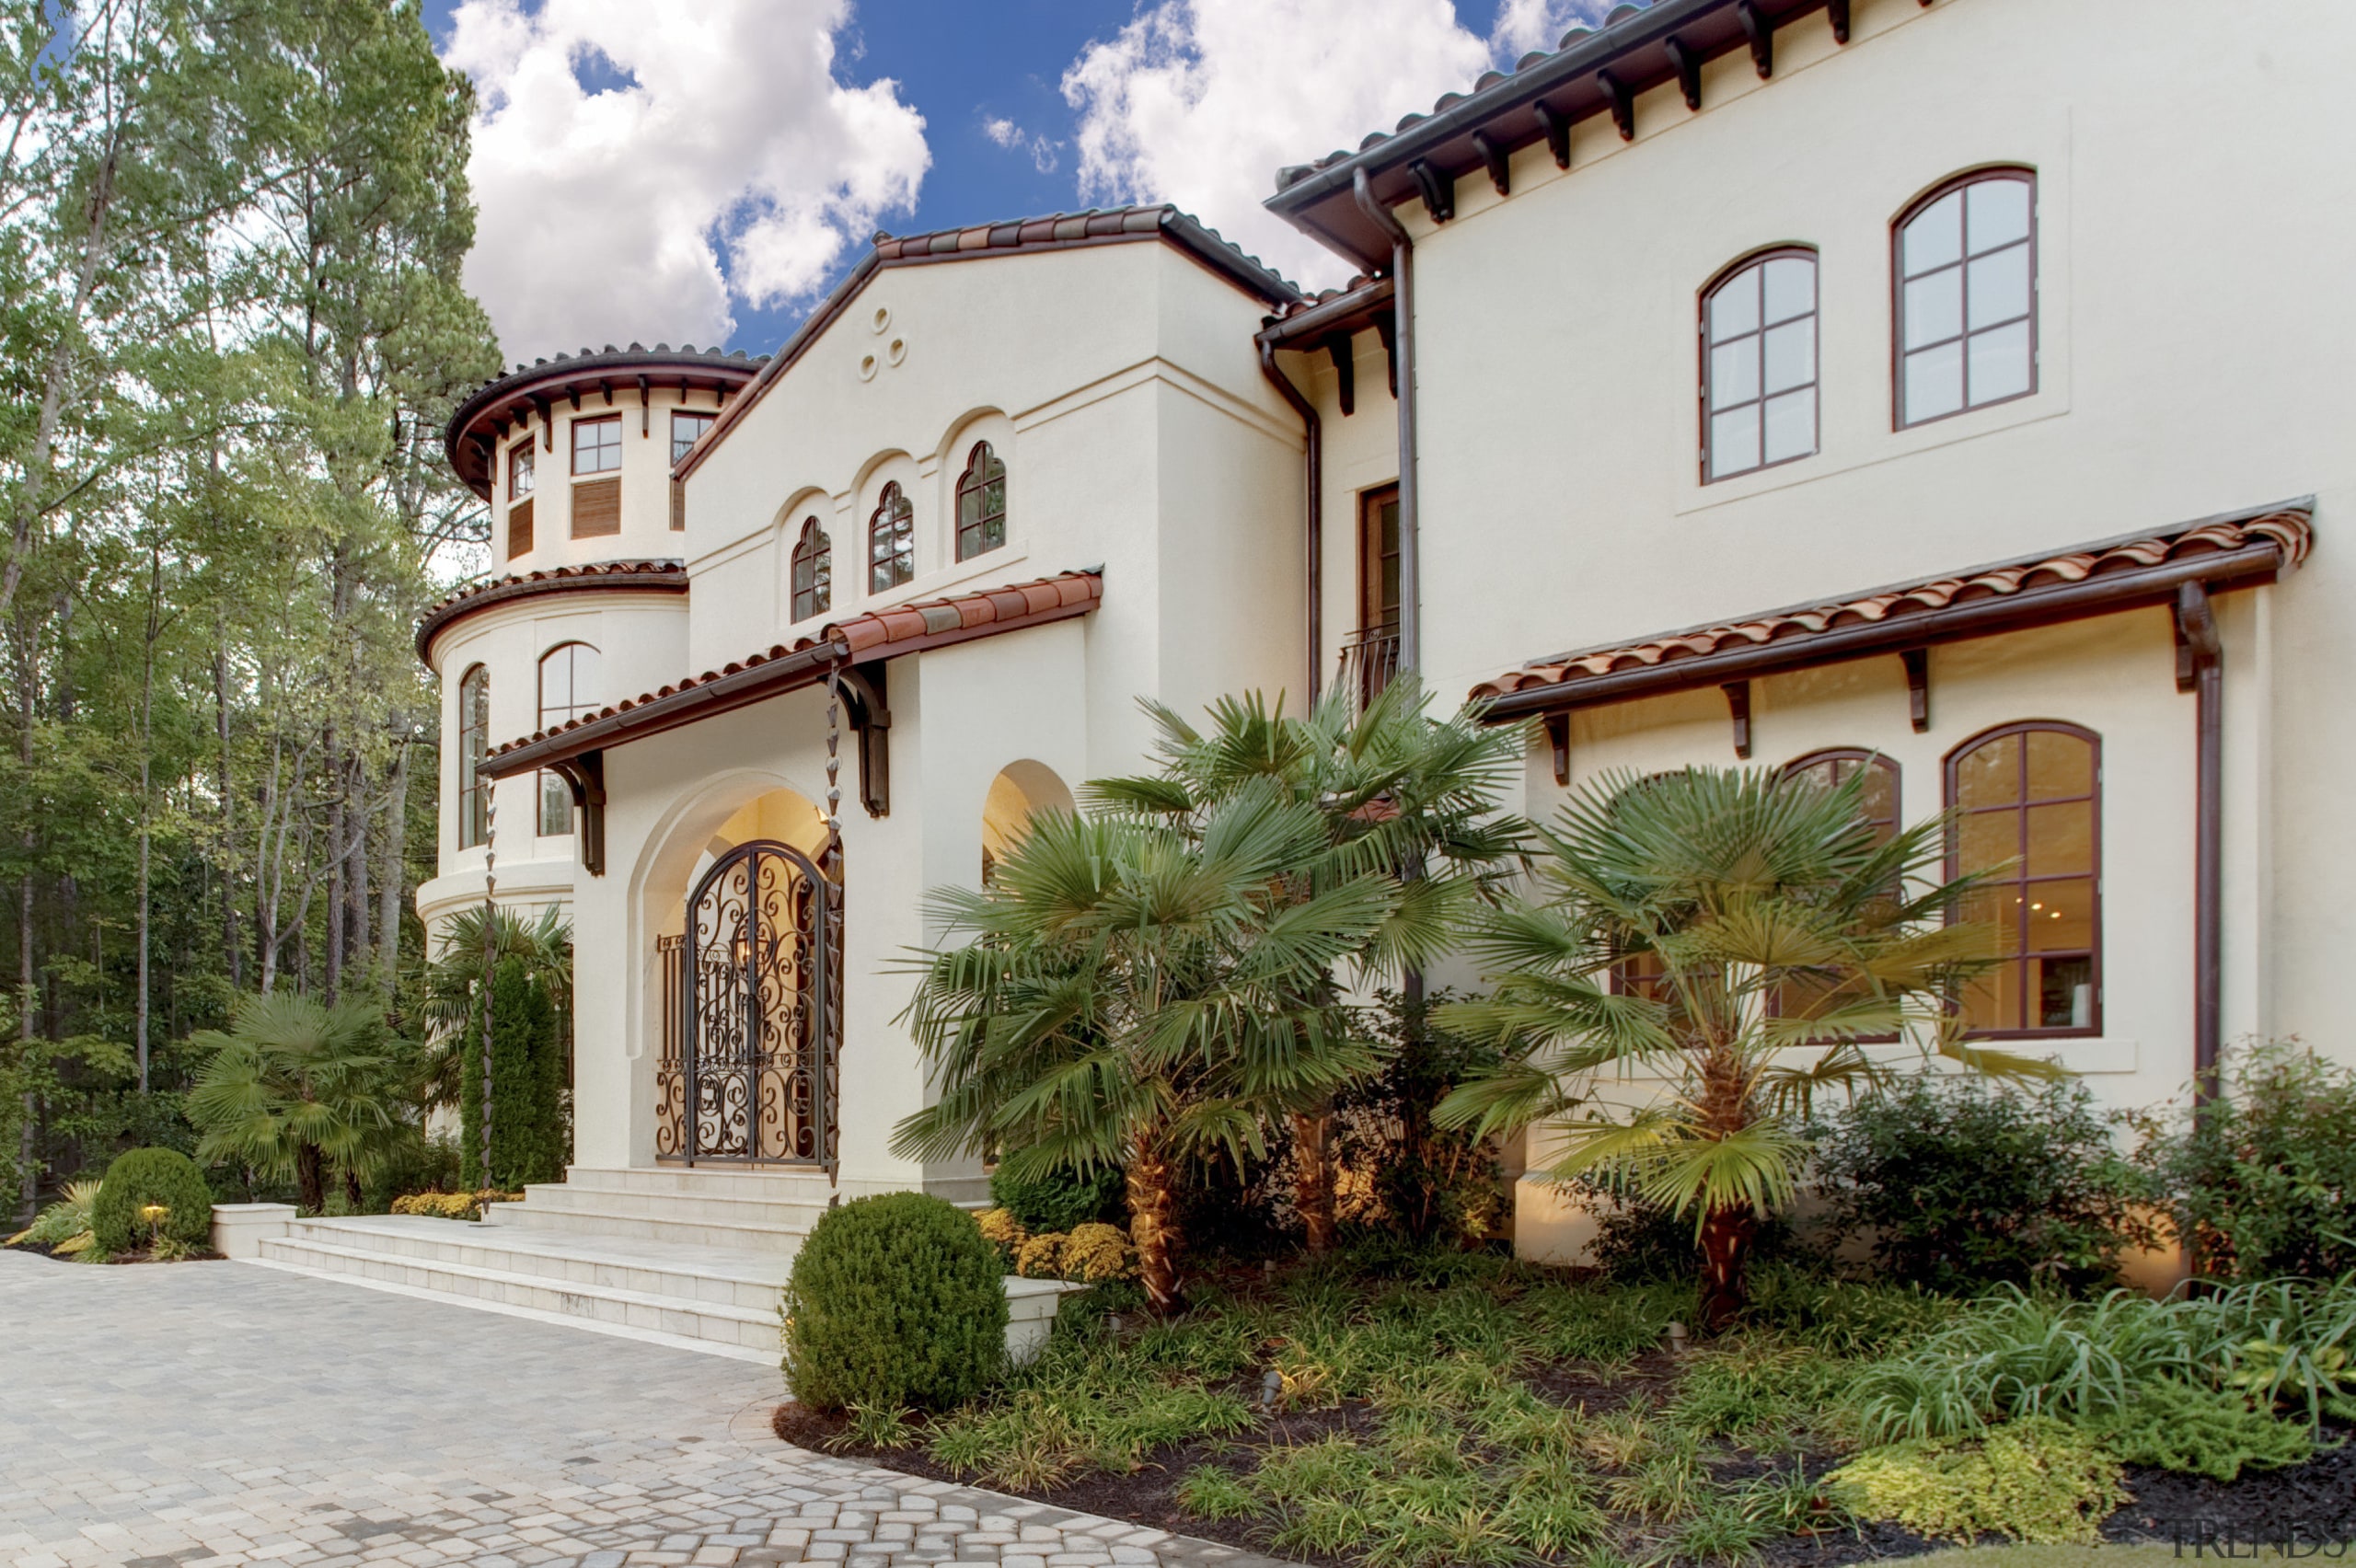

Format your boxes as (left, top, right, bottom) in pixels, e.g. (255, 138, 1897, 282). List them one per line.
(537, 642, 600, 836)
(1702, 247, 1818, 481)
(456, 664, 490, 849)
(1946, 721, 2098, 1036)
(868, 481, 913, 593)
(955, 441, 1007, 560)
(791, 519, 831, 621)
(1895, 167, 2036, 427)
(1775, 749, 1901, 1034)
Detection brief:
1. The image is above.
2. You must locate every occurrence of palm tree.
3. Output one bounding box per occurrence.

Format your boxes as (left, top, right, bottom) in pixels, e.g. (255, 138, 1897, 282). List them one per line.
(1436, 765, 2059, 1331)
(419, 905, 572, 1112)
(1086, 680, 1526, 1250)
(893, 780, 1399, 1313)
(188, 994, 415, 1211)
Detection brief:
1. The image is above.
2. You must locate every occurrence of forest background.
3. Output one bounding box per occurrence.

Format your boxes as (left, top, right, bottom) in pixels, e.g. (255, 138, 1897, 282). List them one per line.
(0, 0, 501, 1223)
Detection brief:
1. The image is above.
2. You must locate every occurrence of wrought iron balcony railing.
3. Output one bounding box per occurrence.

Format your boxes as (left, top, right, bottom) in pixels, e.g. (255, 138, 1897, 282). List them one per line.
(1334, 623, 1401, 712)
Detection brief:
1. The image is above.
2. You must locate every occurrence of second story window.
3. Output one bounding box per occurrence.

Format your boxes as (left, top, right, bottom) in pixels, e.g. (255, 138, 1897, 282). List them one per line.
(508, 443, 535, 499)
(869, 481, 913, 593)
(572, 414, 622, 475)
(1897, 168, 2036, 426)
(1703, 248, 1818, 481)
(456, 664, 490, 849)
(672, 410, 716, 466)
(537, 642, 600, 836)
(955, 441, 1007, 560)
(791, 519, 832, 621)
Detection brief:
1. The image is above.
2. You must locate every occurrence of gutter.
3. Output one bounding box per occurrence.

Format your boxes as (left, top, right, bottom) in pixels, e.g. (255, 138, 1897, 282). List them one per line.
(1354, 170, 1420, 674)
(1257, 339, 1322, 702)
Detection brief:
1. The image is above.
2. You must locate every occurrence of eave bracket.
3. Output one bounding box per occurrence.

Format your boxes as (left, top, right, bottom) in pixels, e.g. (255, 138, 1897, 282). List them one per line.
(1723, 680, 1752, 759)
(552, 751, 607, 877)
(1901, 648, 1930, 732)
(837, 661, 893, 818)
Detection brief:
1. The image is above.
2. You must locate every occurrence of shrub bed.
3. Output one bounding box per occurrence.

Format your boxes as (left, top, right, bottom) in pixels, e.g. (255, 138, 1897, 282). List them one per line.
(782, 1191, 1008, 1413)
(90, 1147, 214, 1255)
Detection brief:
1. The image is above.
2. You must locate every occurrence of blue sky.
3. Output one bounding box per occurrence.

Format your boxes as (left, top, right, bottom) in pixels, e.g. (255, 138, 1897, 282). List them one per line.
(426, 0, 1605, 363)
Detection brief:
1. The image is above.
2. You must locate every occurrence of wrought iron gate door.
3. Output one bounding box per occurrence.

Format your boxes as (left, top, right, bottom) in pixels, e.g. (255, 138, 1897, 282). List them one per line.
(662, 839, 837, 1166)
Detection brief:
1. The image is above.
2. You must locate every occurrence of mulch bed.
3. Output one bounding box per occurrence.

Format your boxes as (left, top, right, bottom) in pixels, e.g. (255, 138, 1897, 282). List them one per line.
(2104, 1433, 2356, 1548)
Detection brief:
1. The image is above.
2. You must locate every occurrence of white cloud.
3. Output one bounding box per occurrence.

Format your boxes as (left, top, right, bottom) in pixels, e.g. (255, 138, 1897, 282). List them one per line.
(982, 115, 1059, 174)
(445, 0, 929, 363)
(1060, 0, 1617, 290)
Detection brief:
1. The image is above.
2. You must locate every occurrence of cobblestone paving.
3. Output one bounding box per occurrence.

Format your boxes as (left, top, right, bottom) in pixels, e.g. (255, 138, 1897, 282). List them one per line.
(0, 1251, 1290, 1568)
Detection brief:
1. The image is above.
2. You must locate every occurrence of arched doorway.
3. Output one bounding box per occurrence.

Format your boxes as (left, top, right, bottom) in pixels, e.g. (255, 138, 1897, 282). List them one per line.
(657, 838, 840, 1166)
(980, 760, 1075, 883)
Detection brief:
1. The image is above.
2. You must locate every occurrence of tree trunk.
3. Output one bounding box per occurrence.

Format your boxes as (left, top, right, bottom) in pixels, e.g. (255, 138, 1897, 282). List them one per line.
(1289, 1108, 1336, 1254)
(134, 548, 158, 1094)
(1126, 1139, 1183, 1316)
(295, 1142, 325, 1213)
(375, 742, 408, 997)
(324, 721, 342, 1003)
(343, 1164, 362, 1211)
(1697, 1203, 1758, 1332)
(214, 640, 241, 988)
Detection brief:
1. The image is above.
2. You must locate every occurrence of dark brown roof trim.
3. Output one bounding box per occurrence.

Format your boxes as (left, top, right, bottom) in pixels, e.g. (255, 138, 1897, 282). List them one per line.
(444, 346, 768, 499)
(416, 560, 688, 666)
(1471, 500, 2316, 721)
(672, 206, 1302, 485)
(479, 571, 1103, 778)
(1265, 0, 1843, 268)
(1258, 276, 1395, 347)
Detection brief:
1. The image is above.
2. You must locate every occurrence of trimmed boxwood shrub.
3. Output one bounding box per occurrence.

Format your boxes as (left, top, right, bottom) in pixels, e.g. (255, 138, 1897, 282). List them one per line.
(91, 1147, 214, 1252)
(783, 1191, 1008, 1413)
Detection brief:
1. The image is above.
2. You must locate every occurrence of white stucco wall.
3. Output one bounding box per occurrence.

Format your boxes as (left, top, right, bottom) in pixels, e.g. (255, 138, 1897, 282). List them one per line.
(488, 383, 735, 576)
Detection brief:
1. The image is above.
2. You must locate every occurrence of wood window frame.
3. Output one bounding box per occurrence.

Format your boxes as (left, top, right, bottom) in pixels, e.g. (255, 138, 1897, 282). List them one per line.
(1775, 748, 1901, 1040)
(1943, 719, 2101, 1039)
(869, 480, 914, 594)
(572, 412, 623, 476)
(671, 409, 716, 467)
(507, 441, 535, 499)
(1699, 245, 1820, 483)
(456, 663, 490, 849)
(791, 518, 831, 622)
(536, 642, 599, 837)
(1357, 482, 1400, 633)
(954, 441, 1007, 561)
(1892, 167, 2038, 430)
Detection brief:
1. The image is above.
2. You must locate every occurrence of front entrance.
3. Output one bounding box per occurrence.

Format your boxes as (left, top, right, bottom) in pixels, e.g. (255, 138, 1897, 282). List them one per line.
(656, 839, 839, 1167)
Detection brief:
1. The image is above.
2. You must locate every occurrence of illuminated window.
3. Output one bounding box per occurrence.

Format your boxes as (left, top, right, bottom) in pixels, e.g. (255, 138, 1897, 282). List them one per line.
(955, 441, 1007, 560)
(1897, 168, 2036, 426)
(1947, 721, 2098, 1035)
(1776, 750, 1901, 1036)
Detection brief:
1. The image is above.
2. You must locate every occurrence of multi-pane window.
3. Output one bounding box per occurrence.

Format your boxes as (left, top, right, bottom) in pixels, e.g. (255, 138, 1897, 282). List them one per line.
(671, 410, 716, 466)
(508, 442, 535, 498)
(1947, 722, 2098, 1036)
(1897, 169, 2036, 426)
(536, 642, 601, 836)
(869, 481, 914, 593)
(1776, 751, 1900, 1036)
(791, 520, 831, 621)
(1703, 248, 1818, 481)
(955, 442, 1007, 560)
(456, 665, 490, 849)
(572, 414, 622, 475)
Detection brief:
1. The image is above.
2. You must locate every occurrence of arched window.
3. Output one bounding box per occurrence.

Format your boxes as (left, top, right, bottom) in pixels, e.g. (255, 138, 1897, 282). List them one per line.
(869, 481, 913, 593)
(1896, 168, 2036, 427)
(456, 664, 490, 849)
(791, 519, 831, 621)
(955, 441, 1007, 561)
(1702, 248, 1818, 481)
(537, 643, 601, 836)
(1777, 750, 1901, 1034)
(1946, 721, 2098, 1036)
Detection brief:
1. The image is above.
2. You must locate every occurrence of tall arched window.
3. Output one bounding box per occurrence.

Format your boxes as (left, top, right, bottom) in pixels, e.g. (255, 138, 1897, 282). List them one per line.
(1777, 750, 1900, 1035)
(869, 481, 913, 593)
(1896, 168, 2036, 427)
(1703, 248, 1818, 481)
(537, 642, 600, 836)
(791, 519, 831, 621)
(1946, 721, 2098, 1036)
(456, 664, 490, 849)
(955, 441, 1007, 560)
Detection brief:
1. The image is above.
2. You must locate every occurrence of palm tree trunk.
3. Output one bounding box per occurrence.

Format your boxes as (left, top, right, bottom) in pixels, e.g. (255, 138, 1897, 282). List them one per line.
(1126, 1138, 1183, 1315)
(1289, 1108, 1336, 1253)
(295, 1143, 325, 1213)
(1697, 1203, 1757, 1332)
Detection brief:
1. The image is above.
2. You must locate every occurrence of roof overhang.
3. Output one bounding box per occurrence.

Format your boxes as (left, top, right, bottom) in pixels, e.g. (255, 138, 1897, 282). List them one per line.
(416, 561, 688, 668)
(1470, 500, 2315, 722)
(445, 350, 765, 500)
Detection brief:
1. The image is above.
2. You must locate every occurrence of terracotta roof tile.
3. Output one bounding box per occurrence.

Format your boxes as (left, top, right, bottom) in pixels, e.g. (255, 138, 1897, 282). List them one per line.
(414, 559, 687, 664)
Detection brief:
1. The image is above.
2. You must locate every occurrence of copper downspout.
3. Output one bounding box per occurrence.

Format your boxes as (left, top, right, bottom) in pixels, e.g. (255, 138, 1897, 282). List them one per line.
(2177, 581, 2223, 1101)
(1353, 168, 1418, 674)
(1259, 339, 1322, 703)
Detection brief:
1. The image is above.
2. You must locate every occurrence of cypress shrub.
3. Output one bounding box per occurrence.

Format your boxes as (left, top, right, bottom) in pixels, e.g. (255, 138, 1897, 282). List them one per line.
(782, 1191, 1008, 1412)
(460, 956, 565, 1190)
(91, 1147, 214, 1252)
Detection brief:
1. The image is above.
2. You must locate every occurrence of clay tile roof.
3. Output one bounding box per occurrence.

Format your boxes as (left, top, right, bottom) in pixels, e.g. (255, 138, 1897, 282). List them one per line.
(479, 571, 1104, 778)
(444, 345, 768, 497)
(414, 559, 687, 665)
(1469, 504, 2314, 709)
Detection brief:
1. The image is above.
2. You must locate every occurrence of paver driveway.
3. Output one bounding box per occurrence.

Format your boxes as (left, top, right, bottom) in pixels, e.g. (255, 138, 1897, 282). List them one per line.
(0, 1251, 1286, 1568)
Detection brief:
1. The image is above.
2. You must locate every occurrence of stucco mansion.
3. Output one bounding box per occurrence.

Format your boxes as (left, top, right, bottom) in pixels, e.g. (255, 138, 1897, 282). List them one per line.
(240, 0, 2352, 1350)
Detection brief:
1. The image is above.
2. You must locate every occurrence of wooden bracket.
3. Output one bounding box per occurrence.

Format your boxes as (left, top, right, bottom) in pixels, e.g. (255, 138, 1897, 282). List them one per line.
(1901, 648, 1930, 732)
(1543, 713, 1570, 786)
(1722, 681, 1752, 759)
(1408, 158, 1454, 223)
(1373, 315, 1398, 398)
(1470, 131, 1510, 196)
(837, 662, 892, 818)
(566, 386, 581, 412)
(530, 394, 554, 450)
(1532, 102, 1571, 168)
(598, 378, 615, 407)
(2174, 581, 2221, 693)
(637, 375, 652, 436)
(1826, 0, 1851, 43)
(552, 751, 607, 876)
(1736, 1, 1773, 76)
(1665, 39, 1702, 110)
(1320, 330, 1357, 417)
(1598, 71, 1635, 140)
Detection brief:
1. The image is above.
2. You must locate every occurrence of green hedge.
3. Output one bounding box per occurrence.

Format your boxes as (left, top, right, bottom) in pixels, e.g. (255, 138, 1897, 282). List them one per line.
(460, 956, 566, 1190)
(783, 1192, 1007, 1412)
(91, 1147, 214, 1252)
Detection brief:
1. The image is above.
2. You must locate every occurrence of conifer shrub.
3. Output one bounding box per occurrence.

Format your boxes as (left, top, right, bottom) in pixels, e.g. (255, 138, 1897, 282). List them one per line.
(91, 1147, 214, 1252)
(460, 956, 566, 1190)
(783, 1191, 1008, 1412)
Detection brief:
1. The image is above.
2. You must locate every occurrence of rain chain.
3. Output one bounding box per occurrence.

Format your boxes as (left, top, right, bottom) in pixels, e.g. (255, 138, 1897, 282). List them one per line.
(478, 789, 498, 1196)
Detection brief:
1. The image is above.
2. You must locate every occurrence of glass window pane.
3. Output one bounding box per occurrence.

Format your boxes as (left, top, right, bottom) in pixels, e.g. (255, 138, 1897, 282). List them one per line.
(1968, 319, 2033, 405)
(2027, 801, 2093, 876)
(1904, 340, 1964, 422)
(1955, 732, 2022, 808)
(1903, 191, 1963, 277)
(2034, 955, 2095, 1030)
(1859, 762, 1898, 830)
(1958, 809, 2016, 873)
(1710, 337, 1759, 409)
(1967, 246, 2030, 329)
(2026, 879, 2095, 952)
(1710, 404, 1760, 478)
(1967, 177, 2031, 253)
(1904, 269, 1962, 349)
(1762, 320, 1813, 394)
(2025, 730, 2092, 799)
(1762, 388, 1815, 464)
(1958, 971, 2015, 1034)
(1709, 268, 1760, 342)
(1762, 257, 1813, 326)
(540, 770, 572, 836)
(539, 652, 569, 714)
